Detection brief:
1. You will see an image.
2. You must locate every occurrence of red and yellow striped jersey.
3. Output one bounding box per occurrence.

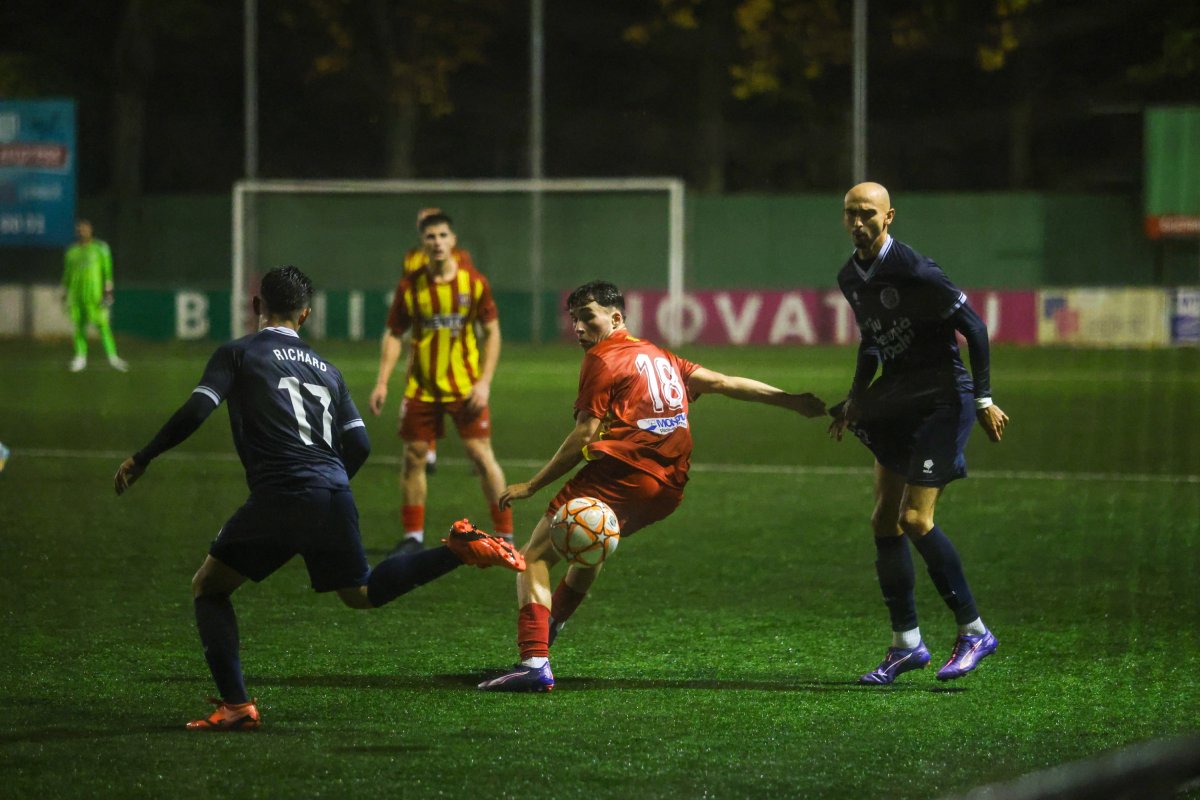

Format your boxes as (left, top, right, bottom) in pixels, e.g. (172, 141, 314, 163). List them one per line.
(386, 263, 499, 402)
(402, 246, 475, 276)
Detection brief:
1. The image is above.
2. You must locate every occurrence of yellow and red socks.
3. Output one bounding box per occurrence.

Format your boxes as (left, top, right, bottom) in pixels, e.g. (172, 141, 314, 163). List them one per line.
(517, 603, 551, 661)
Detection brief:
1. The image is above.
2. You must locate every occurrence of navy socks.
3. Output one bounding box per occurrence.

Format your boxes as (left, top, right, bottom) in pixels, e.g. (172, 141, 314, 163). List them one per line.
(910, 525, 979, 625)
(194, 594, 248, 704)
(367, 546, 461, 608)
(874, 535, 918, 632)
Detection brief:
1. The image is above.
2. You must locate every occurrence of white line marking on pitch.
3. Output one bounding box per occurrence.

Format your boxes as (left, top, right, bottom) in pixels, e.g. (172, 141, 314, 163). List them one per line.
(13, 448, 1199, 485)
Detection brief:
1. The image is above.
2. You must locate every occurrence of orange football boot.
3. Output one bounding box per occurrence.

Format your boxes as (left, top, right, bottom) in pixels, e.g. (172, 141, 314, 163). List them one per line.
(186, 697, 261, 731)
(443, 519, 526, 572)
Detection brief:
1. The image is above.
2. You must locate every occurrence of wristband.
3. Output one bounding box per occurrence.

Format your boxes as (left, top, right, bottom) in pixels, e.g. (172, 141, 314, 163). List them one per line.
(974, 396, 994, 410)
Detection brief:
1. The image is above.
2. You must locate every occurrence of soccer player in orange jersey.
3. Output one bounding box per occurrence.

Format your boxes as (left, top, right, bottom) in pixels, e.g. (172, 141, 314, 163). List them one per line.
(400, 208, 478, 478)
(369, 212, 512, 555)
(478, 280, 827, 692)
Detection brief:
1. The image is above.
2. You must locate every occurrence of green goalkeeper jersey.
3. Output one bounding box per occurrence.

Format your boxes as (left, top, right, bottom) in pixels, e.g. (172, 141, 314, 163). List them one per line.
(63, 240, 114, 307)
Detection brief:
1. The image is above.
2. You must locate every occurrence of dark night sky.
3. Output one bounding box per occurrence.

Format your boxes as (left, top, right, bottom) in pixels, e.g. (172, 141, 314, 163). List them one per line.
(2, 0, 1196, 196)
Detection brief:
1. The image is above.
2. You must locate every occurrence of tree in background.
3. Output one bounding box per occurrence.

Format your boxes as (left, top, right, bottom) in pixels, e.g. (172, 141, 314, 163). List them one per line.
(622, 0, 849, 192)
(292, 0, 501, 178)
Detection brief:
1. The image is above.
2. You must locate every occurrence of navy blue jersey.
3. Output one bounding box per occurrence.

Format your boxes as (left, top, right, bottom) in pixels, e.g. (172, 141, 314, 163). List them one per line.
(837, 237, 973, 411)
(192, 326, 364, 493)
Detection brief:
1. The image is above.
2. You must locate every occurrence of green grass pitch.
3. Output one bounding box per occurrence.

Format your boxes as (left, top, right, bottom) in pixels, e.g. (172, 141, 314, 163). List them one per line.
(1, 339, 1197, 799)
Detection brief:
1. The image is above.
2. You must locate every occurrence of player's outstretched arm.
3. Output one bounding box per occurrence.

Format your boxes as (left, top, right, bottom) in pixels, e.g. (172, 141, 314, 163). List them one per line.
(369, 331, 403, 416)
(499, 412, 602, 510)
(977, 404, 1009, 443)
(113, 393, 217, 496)
(686, 367, 826, 417)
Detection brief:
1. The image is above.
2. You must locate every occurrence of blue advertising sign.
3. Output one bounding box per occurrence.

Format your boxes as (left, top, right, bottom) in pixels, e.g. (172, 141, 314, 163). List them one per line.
(0, 99, 77, 247)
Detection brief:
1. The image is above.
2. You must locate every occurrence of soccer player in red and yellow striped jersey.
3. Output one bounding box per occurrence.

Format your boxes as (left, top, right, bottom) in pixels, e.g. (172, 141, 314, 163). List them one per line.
(369, 213, 513, 552)
(399, 208, 477, 476)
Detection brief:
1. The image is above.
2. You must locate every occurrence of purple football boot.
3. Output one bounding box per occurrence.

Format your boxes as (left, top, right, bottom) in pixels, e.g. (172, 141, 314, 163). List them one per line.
(936, 629, 998, 681)
(858, 642, 932, 685)
(477, 662, 555, 693)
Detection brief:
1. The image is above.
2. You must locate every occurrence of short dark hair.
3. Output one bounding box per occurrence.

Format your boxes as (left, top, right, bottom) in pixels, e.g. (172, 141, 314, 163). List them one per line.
(418, 212, 454, 232)
(259, 265, 314, 315)
(567, 280, 624, 312)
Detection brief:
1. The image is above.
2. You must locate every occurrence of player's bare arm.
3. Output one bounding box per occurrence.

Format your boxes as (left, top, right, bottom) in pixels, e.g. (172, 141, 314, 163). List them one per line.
(369, 330, 404, 415)
(466, 318, 501, 413)
(977, 404, 1009, 443)
(686, 367, 826, 417)
(499, 412, 602, 510)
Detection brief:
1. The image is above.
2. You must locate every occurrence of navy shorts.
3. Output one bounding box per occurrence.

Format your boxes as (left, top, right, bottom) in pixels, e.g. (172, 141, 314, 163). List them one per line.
(850, 392, 975, 487)
(210, 488, 370, 592)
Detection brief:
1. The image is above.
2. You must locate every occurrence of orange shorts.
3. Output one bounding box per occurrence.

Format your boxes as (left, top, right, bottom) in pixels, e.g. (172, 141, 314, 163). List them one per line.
(399, 397, 492, 442)
(548, 457, 684, 539)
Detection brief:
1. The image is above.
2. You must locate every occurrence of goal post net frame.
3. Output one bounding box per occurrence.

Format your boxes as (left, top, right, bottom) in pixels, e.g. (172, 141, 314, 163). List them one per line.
(231, 177, 686, 344)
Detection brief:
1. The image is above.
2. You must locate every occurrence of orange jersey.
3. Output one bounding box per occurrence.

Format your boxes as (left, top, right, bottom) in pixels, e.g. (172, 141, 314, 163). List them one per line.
(386, 263, 499, 402)
(403, 246, 475, 276)
(575, 329, 700, 490)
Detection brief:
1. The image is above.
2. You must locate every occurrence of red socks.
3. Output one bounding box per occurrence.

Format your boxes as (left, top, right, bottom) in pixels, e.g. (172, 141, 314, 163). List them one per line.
(489, 503, 513, 536)
(517, 603, 550, 660)
(551, 580, 587, 624)
(402, 504, 424, 535)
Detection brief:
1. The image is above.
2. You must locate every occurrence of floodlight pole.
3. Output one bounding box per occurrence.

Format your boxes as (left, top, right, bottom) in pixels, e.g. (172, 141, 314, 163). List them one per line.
(237, 0, 260, 338)
(530, 0, 546, 344)
(244, 0, 258, 180)
(852, 0, 867, 183)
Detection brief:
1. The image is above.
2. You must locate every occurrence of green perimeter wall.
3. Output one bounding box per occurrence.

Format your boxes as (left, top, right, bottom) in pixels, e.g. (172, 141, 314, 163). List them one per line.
(5, 191, 1197, 340)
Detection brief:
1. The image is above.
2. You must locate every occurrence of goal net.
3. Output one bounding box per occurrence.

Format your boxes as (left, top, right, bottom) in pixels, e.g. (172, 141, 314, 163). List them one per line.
(231, 178, 686, 344)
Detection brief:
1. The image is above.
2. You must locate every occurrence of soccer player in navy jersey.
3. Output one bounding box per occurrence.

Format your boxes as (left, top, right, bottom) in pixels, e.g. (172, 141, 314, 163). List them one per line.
(829, 183, 1010, 685)
(113, 265, 524, 731)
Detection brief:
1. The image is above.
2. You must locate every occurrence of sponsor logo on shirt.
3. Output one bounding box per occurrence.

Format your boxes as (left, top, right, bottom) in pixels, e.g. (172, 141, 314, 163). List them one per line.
(868, 316, 916, 360)
(636, 412, 689, 435)
(426, 313, 466, 331)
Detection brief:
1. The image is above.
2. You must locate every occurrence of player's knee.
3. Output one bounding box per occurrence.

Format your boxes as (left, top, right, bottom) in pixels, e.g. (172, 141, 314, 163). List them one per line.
(462, 439, 495, 466)
(898, 508, 933, 537)
(191, 572, 224, 600)
(870, 509, 901, 537)
(403, 443, 428, 471)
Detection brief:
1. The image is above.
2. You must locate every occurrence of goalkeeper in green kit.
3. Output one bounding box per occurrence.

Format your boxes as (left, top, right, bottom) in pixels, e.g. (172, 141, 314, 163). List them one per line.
(62, 219, 129, 372)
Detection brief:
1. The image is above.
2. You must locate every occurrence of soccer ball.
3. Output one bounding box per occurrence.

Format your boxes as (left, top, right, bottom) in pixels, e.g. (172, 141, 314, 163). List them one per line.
(550, 497, 620, 567)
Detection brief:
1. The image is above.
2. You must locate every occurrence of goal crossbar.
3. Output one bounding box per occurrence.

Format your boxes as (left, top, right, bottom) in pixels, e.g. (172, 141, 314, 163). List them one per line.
(231, 177, 686, 342)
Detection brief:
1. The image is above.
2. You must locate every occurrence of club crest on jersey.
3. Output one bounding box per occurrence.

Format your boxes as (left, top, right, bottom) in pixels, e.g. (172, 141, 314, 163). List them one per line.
(880, 286, 900, 309)
(637, 412, 689, 435)
(458, 293, 471, 306)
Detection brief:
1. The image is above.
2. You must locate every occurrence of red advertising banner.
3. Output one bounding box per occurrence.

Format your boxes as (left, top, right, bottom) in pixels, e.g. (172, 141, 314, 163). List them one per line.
(1145, 215, 1200, 239)
(561, 289, 1038, 345)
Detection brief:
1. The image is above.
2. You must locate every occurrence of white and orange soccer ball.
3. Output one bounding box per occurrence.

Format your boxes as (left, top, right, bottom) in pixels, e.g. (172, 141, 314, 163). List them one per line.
(550, 497, 620, 567)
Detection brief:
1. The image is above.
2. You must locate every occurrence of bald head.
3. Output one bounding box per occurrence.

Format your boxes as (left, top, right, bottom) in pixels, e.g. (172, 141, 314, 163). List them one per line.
(843, 182, 895, 259)
(845, 182, 890, 210)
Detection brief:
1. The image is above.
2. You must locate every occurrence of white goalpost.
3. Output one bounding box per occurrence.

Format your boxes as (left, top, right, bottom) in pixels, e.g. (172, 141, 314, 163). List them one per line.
(231, 177, 686, 344)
